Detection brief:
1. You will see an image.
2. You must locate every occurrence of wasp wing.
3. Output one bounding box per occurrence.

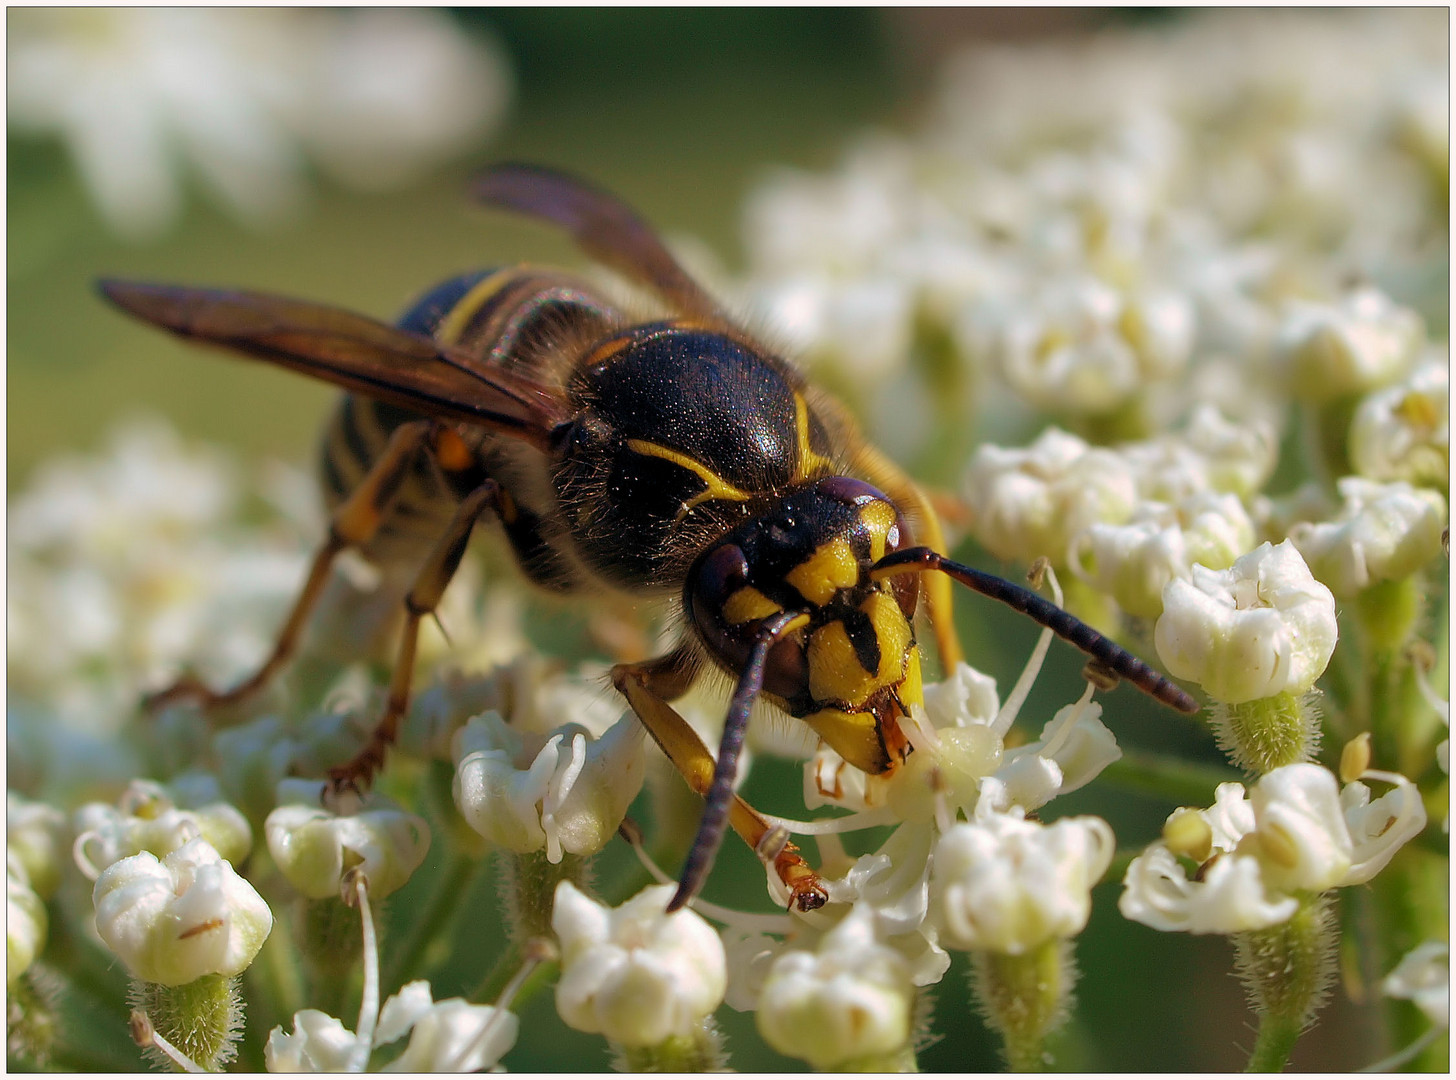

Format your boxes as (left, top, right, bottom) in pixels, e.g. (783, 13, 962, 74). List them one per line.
(97, 280, 567, 449)
(473, 163, 726, 323)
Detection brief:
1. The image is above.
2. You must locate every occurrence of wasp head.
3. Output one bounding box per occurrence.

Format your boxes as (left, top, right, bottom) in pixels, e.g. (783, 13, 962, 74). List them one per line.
(684, 477, 923, 774)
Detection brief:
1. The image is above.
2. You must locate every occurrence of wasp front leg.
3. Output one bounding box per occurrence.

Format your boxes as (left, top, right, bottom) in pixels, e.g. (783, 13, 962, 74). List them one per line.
(145, 419, 436, 715)
(612, 647, 828, 913)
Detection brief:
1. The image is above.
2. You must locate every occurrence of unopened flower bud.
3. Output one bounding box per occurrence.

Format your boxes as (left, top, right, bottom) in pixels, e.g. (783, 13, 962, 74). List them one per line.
(553, 881, 726, 1047)
(1275, 286, 1423, 403)
(73, 777, 253, 879)
(7, 854, 48, 987)
(1349, 359, 1448, 487)
(1155, 541, 1337, 704)
(756, 902, 914, 1070)
(265, 779, 429, 901)
(7, 792, 66, 899)
(929, 812, 1114, 954)
(93, 836, 271, 985)
(453, 712, 644, 862)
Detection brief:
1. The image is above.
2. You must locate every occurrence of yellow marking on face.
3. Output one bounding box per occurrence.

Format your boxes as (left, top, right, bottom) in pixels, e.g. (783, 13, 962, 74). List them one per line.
(793, 393, 835, 481)
(808, 621, 876, 706)
(806, 590, 913, 707)
(860, 500, 898, 564)
(625, 439, 753, 521)
(723, 586, 781, 625)
(436, 269, 518, 345)
(804, 707, 891, 774)
(786, 538, 860, 606)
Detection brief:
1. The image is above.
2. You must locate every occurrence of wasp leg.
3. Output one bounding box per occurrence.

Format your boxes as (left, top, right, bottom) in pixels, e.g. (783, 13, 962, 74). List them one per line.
(328, 479, 504, 792)
(612, 644, 829, 914)
(145, 419, 435, 714)
(849, 439, 964, 670)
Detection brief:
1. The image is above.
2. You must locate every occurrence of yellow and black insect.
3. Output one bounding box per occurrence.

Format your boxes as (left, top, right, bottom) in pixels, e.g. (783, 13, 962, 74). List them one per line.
(99, 164, 1197, 912)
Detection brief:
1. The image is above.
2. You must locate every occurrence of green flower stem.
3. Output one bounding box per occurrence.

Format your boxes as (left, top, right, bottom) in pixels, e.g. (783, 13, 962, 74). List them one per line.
(298, 897, 362, 1019)
(1354, 577, 1421, 656)
(971, 939, 1074, 1072)
(469, 849, 584, 1006)
(835, 1045, 921, 1073)
(1235, 894, 1337, 1073)
(381, 850, 479, 993)
(502, 849, 589, 945)
(468, 942, 558, 1009)
(1224, 692, 1310, 773)
(130, 973, 243, 1072)
(1099, 751, 1240, 807)
(614, 1018, 729, 1072)
(1245, 1012, 1302, 1074)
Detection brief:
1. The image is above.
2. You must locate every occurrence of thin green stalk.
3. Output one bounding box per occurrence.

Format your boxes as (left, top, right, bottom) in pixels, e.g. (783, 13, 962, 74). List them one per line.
(381, 850, 479, 993)
(1245, 1014, 1302, 1073)
(1235, 895, 1338, 1073)
(1099, 751, 1241, 807)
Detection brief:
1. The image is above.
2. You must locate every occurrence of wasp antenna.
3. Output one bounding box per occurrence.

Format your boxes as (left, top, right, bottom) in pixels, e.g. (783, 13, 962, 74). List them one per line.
(668, 610, 809, 912)
(870, 547, 1200, 715)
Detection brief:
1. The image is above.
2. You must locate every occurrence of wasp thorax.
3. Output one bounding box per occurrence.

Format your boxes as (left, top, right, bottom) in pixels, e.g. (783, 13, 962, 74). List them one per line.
(685, 477, 921, 775)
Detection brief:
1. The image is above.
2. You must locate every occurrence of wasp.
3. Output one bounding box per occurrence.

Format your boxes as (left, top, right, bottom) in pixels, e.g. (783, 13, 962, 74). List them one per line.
(99, 165, 1198, 913)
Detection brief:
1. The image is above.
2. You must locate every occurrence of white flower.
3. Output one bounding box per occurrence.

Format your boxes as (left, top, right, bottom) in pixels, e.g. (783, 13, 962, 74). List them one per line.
(992, 697, 1123, 812)
(93, 836, 272, 985)
(1382, 942, 1449, 1029)
(8, 9, 510, 239)
(7, 854, 49, 988)
(755, 903, 914, 1070)
(265, 1010, 358, 1072)
(928, 810, 1114, 954)
(1275, 286, 1424, 402)
(73, 776, 253, 880)
(719, 927, 785, 1013)
(6, 420, 308, 735)
(982, 276, 1191, 416)
(1119, 763, 1426, 934)
(963, 428, 1138, 566)
(265, 981, 518, 1072)
(1155, 540, 1337, 703)
(1117, 405, 1279, 502)
(1288, 477, 1446, 596)
(265, 779, 429, 901)
(1072, 491, 1256, 617)
(7, 792, 66, 900)
(552, 881, 726, 1047)
(1349, 358, 1449, 488)
(452, 711, 644, 862)
(1119, 843, 1296, 934)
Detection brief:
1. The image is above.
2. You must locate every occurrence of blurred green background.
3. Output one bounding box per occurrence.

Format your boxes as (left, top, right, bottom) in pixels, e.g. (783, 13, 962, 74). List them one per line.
(7, 8, 1390, 1072)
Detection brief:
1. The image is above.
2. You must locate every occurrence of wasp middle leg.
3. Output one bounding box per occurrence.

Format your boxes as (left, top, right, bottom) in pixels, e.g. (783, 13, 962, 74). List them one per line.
(326, 477, 515, 792)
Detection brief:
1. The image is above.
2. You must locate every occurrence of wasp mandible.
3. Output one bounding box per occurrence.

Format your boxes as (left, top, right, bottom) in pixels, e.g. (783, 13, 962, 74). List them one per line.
(100, 164, 1198, 913)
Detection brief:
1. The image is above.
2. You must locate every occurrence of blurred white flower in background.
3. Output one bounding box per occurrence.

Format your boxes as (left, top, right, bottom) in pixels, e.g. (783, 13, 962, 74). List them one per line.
(738, 9, 1447, 439)
(8, 8, 513, 239)
(7, 420, 310, 744)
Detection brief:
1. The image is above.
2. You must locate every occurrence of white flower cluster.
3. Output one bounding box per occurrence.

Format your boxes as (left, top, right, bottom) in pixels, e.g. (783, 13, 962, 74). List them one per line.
(7, 422, 310, 751)
(1120, 762, 1426, 934)
(740, 11, 1447, 493)
(9, 8, 512, 238)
